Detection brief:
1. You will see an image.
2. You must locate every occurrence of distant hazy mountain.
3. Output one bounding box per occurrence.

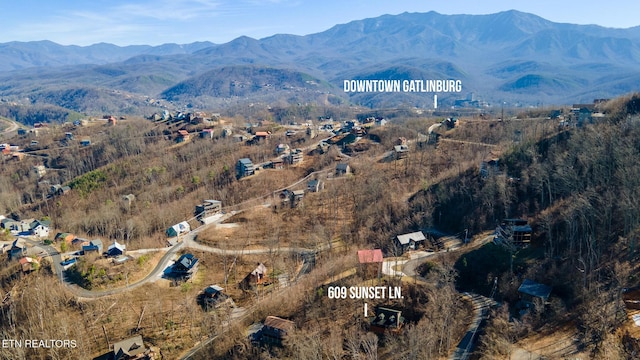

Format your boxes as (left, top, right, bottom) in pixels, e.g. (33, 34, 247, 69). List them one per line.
(2, 10, 640, 114)
(0, 40, 215, 72)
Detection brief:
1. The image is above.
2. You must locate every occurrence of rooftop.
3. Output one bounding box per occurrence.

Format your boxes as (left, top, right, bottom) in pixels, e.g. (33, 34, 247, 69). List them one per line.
(357, 249, 383, 263)
(396, 231, 426, 245)
(518, 279, 552, 301)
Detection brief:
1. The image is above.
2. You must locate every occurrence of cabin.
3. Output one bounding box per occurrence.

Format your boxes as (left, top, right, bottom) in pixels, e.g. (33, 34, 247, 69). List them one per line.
(517, 279, 552, 315)
(19, 256, 40, 273)
(236, 158, 255, 178)
(357, 249, 383, 278)
(394, 231, 426, 253)
(495, 219, 532, 247)
(275, 143, 289, 155)
(266, 158, 284, 170)
(285, 149, 304, 165)
(335, 163, 351, 176)
(200, 285, 230, 309)
(254, 131, 271, 142)
(55, 232, 75, 244)
(394, 144, 409, 160)
(195, 200, 222, 220)
(166, 221, 191, 237)
(200, 128, 214, 139)
(82, 239, 103, 254)
(518, 279, 552, 303)
(106, 240, 126, 257)
(240, 263, 269, 290)
(32, 165, 46, 178)
(112, 335, 147, 360)
(8, 239, 27, 260)
(176, 130, 190, 143)
(171, 253, 199, 279)
(261, 316, 295, 346)
(307, 179, 323, 193)
(370, 307, 404, 334)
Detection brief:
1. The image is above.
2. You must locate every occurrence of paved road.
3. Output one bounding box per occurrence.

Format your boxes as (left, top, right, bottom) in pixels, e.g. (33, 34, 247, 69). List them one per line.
(449, 292, 496, 360)
(34, 225, 320, 299)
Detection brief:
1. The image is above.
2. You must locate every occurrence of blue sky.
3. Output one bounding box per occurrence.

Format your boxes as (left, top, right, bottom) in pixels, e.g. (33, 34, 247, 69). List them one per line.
(3, 0, 640, 46)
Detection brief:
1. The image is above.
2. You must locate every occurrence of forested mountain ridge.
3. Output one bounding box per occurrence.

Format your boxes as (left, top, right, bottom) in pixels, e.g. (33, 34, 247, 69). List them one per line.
(2, 11, 640, 115)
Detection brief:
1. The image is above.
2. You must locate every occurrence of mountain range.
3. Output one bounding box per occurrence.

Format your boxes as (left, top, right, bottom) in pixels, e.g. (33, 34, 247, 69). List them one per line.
(2, 10, 640, 116)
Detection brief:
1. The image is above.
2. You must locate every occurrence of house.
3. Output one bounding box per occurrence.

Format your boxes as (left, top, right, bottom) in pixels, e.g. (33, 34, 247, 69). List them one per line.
(518, 279, 552, 303)
(357, 249, 383, 278)
(265, 158, 284, 170)
(279, 189, 304, 208)
(55, 233, 75, 244)
(172, 253, 199, 279)
(307, 179, 323, 193)
(236, 158, 255, 178)
(395, 231, 426, 252)
(29, 220, 49, 238)
(107, 240, 126, 257)
(351, 126, 366, 137)
(201, 285, 229, 309)
(517, 279, 552, 315)
(19, 256, 40, 273)
(195, 200, 222, 220)
(82, 239, 103, 254)
(166, 221, 191, 237)
(240, 263, 269, 290)
(176, 130, 190, 143)
(1, 218, 21, 232)
(80, 138, 91, 147)
(495, 219, 532, 247)
(394, 144, 409, 160)
(112, 335, 147, 360)
(357, 249, 383, 264)
(572, 104, 595, 126)
(285, 149, 303, 165)
(3, 220, 32, 235)
(261, 316, 295, 346)
(335, 163, 351, 176)
(71, 237, 88, 248)
(50, 184, 70, 196)
(375, 118, 388, 127)
(17, 128, 27, 135)
(9, 239, 27, 260)
(33, 165, 46, 178)
(50, 184, 62, 195)
(275, 143, 289, 155)
(291, 190, 305, 206)
(254, 131, 271, 142)
(200, 128, 214, 139)
(370, 307, 404, 334)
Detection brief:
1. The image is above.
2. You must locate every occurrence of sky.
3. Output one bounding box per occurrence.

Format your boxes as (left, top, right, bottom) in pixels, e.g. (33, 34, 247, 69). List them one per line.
(3, 0, 640, 46)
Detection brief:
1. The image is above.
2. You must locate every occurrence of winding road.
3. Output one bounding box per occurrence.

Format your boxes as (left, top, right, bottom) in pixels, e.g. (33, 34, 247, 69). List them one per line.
(0, 117, 20, 134)
(27, 217, 321, 300)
